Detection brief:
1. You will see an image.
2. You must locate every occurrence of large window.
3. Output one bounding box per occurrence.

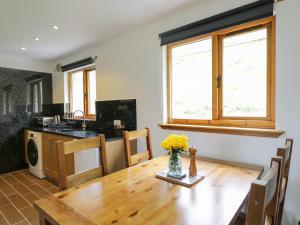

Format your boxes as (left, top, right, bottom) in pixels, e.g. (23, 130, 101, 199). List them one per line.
(68, 67, 96, 118)
(167, 17, 275, 129)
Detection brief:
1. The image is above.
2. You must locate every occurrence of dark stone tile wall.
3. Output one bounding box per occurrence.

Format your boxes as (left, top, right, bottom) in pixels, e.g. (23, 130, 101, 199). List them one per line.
(96, 99, 136, 130)
(37, 100, 137, 139)
(94, 99, 137, 138)
(42, 103, 65, 117)
(0, 67, 52, 174)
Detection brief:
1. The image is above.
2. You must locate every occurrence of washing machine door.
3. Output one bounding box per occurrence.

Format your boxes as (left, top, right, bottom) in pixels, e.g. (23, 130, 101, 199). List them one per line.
(27, 139, 39, 166)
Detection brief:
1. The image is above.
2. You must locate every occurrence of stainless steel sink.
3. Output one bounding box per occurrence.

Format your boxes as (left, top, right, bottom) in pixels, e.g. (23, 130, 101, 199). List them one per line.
(59, 128, 75, 132)
(44, 126, 99, 138)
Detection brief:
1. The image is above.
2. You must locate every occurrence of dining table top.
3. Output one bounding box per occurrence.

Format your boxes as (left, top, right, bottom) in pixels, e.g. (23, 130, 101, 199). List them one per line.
(34, 155, 263, 225)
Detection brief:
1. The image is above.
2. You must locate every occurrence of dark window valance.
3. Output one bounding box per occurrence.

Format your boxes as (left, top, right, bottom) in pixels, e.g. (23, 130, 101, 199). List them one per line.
(159, 0, 274, 46)
(61, 57, 95, 72)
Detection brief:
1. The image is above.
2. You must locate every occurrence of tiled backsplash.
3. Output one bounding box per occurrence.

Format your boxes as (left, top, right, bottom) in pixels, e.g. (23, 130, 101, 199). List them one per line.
(68, 99, 137, 138)
(40, 100, 137, 139)
(42, 103, 66, 117)
(95, 99, 137, 131)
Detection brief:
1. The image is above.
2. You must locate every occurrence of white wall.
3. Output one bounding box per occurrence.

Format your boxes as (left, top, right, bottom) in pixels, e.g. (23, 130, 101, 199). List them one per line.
(0, 53, 52, 73)
(276, 0, 300, 224)
(52, 0, 300, 224)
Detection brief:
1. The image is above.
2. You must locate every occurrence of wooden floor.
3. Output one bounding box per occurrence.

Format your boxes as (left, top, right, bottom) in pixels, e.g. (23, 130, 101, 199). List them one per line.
(0, 170, 59, 225)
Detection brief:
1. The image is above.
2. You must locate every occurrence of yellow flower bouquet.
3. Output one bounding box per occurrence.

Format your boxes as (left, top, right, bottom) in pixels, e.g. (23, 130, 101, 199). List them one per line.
(160, 134, 189, 153)
(160, 134, 189, 178)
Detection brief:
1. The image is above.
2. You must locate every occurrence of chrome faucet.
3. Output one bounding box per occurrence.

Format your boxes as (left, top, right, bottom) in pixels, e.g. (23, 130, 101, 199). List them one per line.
(73, 110, 87, 130)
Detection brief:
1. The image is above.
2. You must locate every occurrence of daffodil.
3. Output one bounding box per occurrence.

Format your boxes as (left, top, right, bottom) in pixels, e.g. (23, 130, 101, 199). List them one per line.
(160, 134, 189, 153)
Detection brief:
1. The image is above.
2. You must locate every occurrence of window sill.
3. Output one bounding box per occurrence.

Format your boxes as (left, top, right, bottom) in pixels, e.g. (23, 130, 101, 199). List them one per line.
(159, 124, 285, 138)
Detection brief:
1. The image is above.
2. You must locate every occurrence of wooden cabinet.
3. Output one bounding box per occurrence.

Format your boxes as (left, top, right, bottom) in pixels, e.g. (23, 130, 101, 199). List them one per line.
(42, 133, 75, 184)
(106, 139, 126, 173)
(106, 139, 137, 173)
(25, 129, 135, 185)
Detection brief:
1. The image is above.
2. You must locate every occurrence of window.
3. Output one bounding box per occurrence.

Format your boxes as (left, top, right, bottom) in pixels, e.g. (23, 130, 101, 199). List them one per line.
(26, 79, 43, 114)
(32, 80, 43, 113)
(3, 85, 13, 115)
(68, 67, 96, 118)
(171, 38, 212, 120)
(222, 29, 268, 117)
(167, 17, 275, 129)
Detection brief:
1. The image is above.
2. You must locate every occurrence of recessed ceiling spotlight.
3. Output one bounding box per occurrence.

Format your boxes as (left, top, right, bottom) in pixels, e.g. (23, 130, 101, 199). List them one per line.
(53, 25, 59, 30)
(34, 37, 40, 41)
(21, 47, 26, 50)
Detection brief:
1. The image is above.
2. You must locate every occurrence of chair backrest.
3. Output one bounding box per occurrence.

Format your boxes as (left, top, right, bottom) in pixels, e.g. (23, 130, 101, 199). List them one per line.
(123, 128, 153, 167)
(275, 138, 293, 225)
(56, 134, 108, 191)
(277, 138, 293, 181)
(245, 156, 283, 225)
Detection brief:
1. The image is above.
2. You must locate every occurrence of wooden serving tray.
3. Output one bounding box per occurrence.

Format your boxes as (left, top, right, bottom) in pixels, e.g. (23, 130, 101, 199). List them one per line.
(156, 169, 204, 187)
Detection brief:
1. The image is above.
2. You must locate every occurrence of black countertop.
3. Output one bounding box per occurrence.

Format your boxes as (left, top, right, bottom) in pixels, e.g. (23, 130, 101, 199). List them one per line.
(25, 126, 122, 142)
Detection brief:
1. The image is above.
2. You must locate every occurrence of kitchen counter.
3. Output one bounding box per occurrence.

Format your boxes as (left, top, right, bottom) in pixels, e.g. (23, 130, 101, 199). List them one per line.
(25, 126, 128, 183)
(24, 124, 135, 184)
(25, 126, 122, 142)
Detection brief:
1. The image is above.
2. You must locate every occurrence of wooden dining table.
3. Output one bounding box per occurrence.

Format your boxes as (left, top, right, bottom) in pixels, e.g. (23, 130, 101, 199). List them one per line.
(34, 155, 263, 225)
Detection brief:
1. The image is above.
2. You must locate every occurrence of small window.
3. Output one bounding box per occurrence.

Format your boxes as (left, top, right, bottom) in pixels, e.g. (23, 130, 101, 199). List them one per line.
(68, 67, 96, 119)
(167, 17, 275, 129)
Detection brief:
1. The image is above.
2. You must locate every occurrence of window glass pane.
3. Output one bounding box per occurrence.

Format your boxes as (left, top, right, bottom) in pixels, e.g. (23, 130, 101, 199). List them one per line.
(71, 71, 84, 112)
(88, 70, 96, 114)
(222, 28, 267, 117)
(33, 83, 39, 113)
(171, 38, 212, 119)
(3, 91, 7, 114)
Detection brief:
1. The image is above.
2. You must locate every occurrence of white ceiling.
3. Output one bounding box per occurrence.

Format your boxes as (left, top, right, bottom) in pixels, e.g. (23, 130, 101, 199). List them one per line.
(0, 0, 201, 60)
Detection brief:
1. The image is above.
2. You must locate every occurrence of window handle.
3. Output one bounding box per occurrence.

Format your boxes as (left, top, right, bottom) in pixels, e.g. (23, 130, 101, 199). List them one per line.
(217, 75, 222, 89)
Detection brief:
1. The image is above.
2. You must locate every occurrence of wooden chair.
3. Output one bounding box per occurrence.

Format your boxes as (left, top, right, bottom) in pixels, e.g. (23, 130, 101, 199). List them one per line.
(245, 156, 283, 225)
(123, 128, 153, 167)
(56, 134, 108, 191)
(275, 138, 293, 225)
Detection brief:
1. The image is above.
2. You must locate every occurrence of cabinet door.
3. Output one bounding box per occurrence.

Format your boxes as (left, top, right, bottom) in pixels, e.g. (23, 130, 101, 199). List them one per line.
(50, 134, 75, 178)
(42, 133, 75, 184)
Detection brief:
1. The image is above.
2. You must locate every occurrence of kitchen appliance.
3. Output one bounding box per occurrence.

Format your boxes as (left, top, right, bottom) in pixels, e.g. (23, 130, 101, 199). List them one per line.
(53, 115, 61, 124)
(36, 116, 54, 127)
(27, 131, 46, 178)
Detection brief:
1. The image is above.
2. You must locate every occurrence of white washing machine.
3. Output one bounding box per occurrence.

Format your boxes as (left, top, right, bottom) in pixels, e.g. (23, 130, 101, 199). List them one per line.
(27, 131, 46, 179)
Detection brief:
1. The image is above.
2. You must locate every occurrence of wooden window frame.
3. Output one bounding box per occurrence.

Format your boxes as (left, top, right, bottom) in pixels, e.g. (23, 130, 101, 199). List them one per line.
(166, 16, 276, 129)
(68, 67, 96, 119)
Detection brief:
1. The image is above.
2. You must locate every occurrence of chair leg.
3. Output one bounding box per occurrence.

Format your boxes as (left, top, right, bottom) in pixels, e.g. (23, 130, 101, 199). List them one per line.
(276, 201, 284, 225)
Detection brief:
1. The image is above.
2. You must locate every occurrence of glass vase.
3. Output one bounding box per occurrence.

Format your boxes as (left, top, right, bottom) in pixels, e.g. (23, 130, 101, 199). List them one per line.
(168, 151, 182, 178)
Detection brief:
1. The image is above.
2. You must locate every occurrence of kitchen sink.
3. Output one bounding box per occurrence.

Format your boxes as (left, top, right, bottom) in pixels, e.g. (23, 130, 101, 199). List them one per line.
(43, 126, 99, 138)
(59, 128, 75, 132)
